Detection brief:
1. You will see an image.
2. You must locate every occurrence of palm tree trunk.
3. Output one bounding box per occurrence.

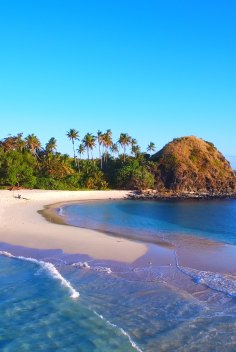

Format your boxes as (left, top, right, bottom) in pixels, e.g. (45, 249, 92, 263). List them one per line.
(99, 143, 103, 169)
(72, 140, 77, 166)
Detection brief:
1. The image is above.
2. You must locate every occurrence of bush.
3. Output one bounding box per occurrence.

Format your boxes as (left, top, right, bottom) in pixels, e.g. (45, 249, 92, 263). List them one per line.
(0, 150, 37, 188)
(35, 177, 72, 190)
(115, 160, 154, 190)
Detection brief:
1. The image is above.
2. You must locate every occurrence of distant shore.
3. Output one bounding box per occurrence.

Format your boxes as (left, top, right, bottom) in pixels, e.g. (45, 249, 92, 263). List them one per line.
(127, 190, 236, 201)
(0, 190, 147, 263)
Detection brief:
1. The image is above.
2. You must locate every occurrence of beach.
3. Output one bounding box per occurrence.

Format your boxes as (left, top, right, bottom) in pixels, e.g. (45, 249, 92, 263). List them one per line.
(0, 189, 147, 263)
(1, 189, 236, 351)
(1, 189, 236, 271)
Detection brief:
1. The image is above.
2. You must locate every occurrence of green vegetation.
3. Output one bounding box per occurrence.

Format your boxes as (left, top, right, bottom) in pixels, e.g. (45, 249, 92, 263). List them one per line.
(0, 131, 157, 190)
(1, 133, 235, 193)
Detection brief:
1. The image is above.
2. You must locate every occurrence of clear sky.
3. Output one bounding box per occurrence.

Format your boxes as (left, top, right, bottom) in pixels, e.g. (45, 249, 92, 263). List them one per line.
(0, 1, 235, 166)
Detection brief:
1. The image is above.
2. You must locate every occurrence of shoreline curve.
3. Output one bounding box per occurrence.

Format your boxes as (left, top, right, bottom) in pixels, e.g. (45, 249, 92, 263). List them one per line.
(0, 190, 147, 263)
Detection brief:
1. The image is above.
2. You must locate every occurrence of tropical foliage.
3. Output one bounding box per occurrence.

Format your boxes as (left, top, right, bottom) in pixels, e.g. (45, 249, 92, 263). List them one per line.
(0, 131, 158, 190)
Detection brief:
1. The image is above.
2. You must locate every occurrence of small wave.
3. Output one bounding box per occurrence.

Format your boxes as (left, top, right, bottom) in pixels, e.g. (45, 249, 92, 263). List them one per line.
(0, 251, 79, 299)
(72, 262, 112, 274)
(179, 266, 236, 297)
(93, 311, 143, 352)
(93, 266, 112, 274)
(0, 250, 15, 258)
(72, 261, 91, 269)
(174, 251, 236, 297)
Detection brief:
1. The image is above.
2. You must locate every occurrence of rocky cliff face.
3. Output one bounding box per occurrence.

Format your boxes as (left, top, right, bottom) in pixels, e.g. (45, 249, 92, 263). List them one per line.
(152, 136, 236, 194)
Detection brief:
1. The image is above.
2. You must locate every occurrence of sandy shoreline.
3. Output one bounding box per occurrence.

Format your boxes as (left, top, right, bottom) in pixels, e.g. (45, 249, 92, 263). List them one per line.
(0, 189, 147, 263)
(1, 189, 236, 273)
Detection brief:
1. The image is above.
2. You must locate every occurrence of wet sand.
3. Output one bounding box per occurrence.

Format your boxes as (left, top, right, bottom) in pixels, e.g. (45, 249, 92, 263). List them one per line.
(0, 190, 147, 263)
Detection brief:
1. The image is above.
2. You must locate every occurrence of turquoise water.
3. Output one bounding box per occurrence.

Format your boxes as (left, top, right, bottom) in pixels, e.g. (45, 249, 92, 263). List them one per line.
(1, 200, 236, 351)
(0, 254, 140, 352)
(63, 199, 236, 245)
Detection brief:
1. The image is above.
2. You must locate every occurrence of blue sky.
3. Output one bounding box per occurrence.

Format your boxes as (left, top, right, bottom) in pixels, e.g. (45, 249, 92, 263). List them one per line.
(0, 1, 235, 166)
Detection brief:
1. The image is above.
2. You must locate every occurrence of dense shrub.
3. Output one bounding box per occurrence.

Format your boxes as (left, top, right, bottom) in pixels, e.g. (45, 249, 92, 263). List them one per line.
(115, 160, 154, 190)
(0, 150, 37, 188)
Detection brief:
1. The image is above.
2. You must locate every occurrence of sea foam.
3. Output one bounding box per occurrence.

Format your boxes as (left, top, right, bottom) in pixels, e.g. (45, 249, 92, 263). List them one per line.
(72, 261, 112, 274)
(57, 207, 65, 217)
(174, 251, 236, 297)
(0, 251, 79, 299)
(179, 266, 236, 297)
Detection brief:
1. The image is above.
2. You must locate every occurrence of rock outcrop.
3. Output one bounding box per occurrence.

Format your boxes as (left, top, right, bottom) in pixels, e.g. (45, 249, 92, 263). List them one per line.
(151, 136, 236, 194)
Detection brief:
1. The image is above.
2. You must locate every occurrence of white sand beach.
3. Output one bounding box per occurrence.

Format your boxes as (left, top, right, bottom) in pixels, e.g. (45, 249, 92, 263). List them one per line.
(0, 189, 147, 263)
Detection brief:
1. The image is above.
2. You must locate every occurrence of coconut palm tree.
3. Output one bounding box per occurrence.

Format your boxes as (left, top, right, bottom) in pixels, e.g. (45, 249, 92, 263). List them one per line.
(45, 137, 57, 154)
(43, 137, 57, 168)
(83, 133, 97, 160)
(118, 133, 131, 161)
(46, 152, 74, 179)
(102, 129, 113, 164)
(25, 134, 42, 157)
(66, 129, 79, 166)
(97, 130, 103, 169)
(77, 143, 85, 159)
(2, 133, 26, 152)
(110, 143, 119, 157)
(131, 138, 137, 148)
(147, 142, 156, 155)
(16, 133, 27, 152)
(76, 143, 85, 172)
(131, 144, 141, 158)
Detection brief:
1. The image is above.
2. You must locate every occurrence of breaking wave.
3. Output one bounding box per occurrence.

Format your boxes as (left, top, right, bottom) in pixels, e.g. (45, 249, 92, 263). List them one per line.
(0, 251, 79, 299)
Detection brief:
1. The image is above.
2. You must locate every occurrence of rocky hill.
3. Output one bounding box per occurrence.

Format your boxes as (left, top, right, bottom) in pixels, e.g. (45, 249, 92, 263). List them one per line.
(152, 136, 236, 194)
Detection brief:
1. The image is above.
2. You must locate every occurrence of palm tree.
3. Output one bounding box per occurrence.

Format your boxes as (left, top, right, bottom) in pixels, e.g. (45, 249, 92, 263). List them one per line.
(83, 133, 97, 160)
(16, 133, 27, 152)
(97, 130, 103, 169)
(110, 143, 119, 157)
(118, 133, 131, 161)
(66, 129, 79, 166)
(45, 137, 57, 154)
(25, 134, 42, 157)
(102, 129, 113, 164)
(46, 152, 74, 179)
(147, 142, 156, 155)
(131, 138, 137, 148)
(131, 144, 141, 158)
(60, 153, 71, 164)
(2, 133, 26, 151)
(77, 143, 85, 159)
(44, 137, 57, 168)
(77, 143, 85, 171)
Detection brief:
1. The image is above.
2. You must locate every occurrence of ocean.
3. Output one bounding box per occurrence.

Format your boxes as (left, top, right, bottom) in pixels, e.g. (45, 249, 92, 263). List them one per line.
(1, 199, 236, 351)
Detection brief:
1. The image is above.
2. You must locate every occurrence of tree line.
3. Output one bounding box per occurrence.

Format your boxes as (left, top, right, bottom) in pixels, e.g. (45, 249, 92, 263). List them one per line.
(0, 130, 159, 190)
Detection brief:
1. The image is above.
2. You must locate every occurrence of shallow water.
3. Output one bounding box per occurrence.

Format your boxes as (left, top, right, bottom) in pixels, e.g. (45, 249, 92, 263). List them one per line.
(0, 254, 140, 352)
(62, 199, 236, 245)
(1, 199, 236, 351)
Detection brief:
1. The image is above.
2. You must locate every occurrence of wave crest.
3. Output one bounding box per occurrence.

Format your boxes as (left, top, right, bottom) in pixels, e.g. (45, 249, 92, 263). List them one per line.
(0, 251, 79, 299)
(93, 311, 143, 352)
(179, 265, 236, 297)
